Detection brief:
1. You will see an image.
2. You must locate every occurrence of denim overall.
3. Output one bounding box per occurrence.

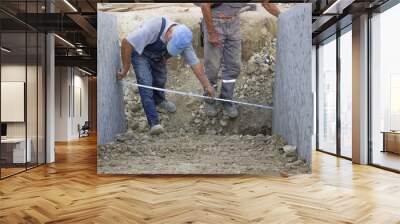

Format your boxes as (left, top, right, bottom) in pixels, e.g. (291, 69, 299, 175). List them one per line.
(131, 17, 170, 127)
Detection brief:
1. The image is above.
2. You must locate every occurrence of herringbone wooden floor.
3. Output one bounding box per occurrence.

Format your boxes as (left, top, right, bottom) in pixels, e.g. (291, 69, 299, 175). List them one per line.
(1, 135, 400, 224)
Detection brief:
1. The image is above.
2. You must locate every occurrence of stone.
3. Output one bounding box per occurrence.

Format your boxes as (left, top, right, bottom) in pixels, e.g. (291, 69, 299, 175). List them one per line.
(282, 145, 297, 158)
(206, 129, 217, 135)
(116, 132, 136, 142)
(286, 156, 297, 163)
(211, 119, 216, 125)
(280, 171, 289, 178)
(285, 160, 303, 169)
(219, 119, 228, 127)
(186, 98, 197, 107)
(282, 145, 296, 153)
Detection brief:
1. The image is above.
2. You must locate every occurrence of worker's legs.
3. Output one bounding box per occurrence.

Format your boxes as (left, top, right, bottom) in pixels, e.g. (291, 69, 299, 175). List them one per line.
(220, 38, 241, 118)
(203, 19, 223, 90)
(220, 18, 241, 102)
(150, 60, 167, 105)
(151, 59, 177, 113)
(220, 38, 241, 101)
(203, 20, 228, 117)
(131, 52, 159, 127)
(220, 17, 241, 118)
(202, 19, 225, 117)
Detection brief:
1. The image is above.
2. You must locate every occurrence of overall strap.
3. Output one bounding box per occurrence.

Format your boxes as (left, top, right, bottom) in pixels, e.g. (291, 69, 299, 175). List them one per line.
(140, 17, 168, 61)
(158, 17, 166, 40)
(211, 3, 223, 9)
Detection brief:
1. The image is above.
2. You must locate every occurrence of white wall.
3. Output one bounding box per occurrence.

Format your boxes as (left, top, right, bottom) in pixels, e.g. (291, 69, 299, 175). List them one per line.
(1, 65, 36, 138)
(1, 65, 26, 136)
(55, 67, 89, 141)
(55, 66, 69, 141)
(1, 65, 26, 81)
(1, 63, 46, 164)
(71, 73, 89, 138)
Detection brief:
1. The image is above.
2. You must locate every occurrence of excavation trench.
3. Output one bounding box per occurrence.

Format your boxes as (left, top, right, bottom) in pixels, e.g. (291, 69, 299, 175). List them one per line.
(97, 5, 310, 175)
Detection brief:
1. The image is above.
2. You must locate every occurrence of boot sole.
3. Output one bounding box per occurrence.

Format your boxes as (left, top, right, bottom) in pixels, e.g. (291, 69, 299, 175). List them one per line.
(223, 110, 239, 119)
(150, 128, 164, 135)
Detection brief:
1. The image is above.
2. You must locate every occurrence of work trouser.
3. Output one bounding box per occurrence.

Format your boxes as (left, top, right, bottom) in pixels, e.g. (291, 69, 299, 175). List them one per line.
(203, 16, 241, 103)
(131, 50, 167, 127)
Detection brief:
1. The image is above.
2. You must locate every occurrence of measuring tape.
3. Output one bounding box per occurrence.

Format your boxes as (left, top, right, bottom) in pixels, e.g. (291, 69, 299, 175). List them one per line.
(123, 81, 274, 110)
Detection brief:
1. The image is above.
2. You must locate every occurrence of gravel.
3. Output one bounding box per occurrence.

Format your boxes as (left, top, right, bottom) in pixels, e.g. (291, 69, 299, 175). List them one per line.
(98, 133, 309, 175)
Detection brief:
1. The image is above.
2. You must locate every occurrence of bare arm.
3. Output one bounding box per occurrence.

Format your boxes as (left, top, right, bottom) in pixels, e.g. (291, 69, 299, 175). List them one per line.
(200, 3, 222, 48)
(117, 38, 134, 80)
(201, 3, 216, 35)
(261, 1, 280, 18)
(191, 63, 215, 97)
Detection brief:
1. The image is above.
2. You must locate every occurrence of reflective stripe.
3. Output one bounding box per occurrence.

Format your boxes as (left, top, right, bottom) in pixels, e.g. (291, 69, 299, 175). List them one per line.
(222, 79, 236, 83)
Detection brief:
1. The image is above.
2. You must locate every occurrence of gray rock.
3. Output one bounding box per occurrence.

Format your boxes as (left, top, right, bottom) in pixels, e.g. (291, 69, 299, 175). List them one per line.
(115, 132, 135, 142)
(211, 119, 216, 125)
(282, 145, 297, 158)
(285, 160, 304, 169)
(206, 129, 217, 135)
(219, 119, 228, 127)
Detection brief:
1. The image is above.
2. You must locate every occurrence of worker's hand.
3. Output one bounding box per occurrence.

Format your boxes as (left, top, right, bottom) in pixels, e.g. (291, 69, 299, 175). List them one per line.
(208, 32, 222, 48)
(261, 1, 281, 18)
(117, 68, 128, 80)
(206, 85, 216, 98)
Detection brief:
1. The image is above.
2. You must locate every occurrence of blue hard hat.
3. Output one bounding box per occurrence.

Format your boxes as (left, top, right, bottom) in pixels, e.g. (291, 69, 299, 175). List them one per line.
(167, 24, 193, 56)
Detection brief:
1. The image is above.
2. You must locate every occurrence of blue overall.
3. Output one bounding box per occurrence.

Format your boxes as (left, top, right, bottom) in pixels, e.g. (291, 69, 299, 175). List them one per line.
(131, 17, 169, 127)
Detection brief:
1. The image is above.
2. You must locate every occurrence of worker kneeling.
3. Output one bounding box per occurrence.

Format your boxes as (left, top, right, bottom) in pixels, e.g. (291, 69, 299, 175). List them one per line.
(118, 17, 215, 135)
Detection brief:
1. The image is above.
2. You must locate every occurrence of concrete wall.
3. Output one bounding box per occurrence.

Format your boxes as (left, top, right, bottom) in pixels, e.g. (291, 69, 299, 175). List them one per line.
(97, 12, 126, 145)
(272, 4, 313, 165)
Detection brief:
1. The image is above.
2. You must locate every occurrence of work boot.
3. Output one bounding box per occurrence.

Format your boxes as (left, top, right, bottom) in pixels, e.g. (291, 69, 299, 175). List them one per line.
(158, 101, 176, 113)
(223, 103, 238, 119)
(150, 124, 164, 135)
(205, 101, 218, 117)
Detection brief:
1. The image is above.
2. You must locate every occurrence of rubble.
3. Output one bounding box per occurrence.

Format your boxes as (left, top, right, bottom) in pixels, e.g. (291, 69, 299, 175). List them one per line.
(98, 133, 309, 175)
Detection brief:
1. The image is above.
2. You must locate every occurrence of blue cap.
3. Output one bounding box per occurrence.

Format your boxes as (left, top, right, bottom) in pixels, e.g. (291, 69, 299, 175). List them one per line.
(167, 24, 193, 56)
